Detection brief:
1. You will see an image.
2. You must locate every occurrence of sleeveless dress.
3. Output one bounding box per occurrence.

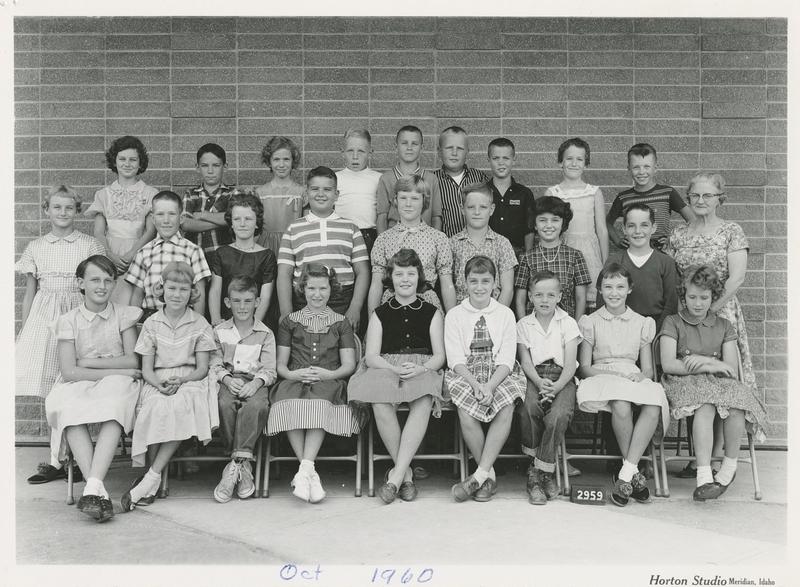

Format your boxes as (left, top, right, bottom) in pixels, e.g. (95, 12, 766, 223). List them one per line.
(45, 303, 143, 462)
(548, 183, 604, 305)
(15, 232, 106, 397)
(268, 307, 362, 436)
(253, 182, 307, 255)
(348, 297, 444, 417)
(660, 310, 768, 443)
(576, 307, 670, 443)
(665, 221, 757, 392)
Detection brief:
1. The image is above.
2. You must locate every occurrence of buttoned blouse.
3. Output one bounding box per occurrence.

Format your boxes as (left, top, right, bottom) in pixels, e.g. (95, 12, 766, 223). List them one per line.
(135, 308, 216, 369)
(660, 309, 737, 360)
(374, 297, 438, 354)
(578, 306, 655, 366)
(516, 306, 582, 368)
(371, 221, 453, 286)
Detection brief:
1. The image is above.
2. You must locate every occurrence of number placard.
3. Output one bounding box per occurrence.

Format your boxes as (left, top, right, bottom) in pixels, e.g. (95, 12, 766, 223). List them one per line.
(570, 484, 606, 505)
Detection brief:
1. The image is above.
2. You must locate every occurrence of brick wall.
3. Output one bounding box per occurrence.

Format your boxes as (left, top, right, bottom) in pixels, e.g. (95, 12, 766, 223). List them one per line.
(14, 16, 787, 444)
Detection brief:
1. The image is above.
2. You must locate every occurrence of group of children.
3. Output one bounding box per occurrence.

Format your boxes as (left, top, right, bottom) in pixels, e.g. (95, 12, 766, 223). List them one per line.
(16, 129, 769, 522)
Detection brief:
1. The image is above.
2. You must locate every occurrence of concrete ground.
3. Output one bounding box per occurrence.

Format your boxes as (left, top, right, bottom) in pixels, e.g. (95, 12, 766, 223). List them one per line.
(13, 445, 789, 586)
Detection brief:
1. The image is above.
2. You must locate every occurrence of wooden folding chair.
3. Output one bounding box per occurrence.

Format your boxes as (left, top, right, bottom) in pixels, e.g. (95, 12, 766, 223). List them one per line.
(259, 336, 364, 498)
(651, 331, 762, 500)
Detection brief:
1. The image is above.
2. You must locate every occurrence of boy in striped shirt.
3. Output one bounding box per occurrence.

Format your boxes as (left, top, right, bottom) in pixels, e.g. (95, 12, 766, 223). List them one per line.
(276, 166, 370, 333)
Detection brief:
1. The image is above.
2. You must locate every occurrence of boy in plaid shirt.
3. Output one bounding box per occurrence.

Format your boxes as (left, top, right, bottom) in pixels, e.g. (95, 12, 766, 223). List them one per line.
(126, 191, 212, 319)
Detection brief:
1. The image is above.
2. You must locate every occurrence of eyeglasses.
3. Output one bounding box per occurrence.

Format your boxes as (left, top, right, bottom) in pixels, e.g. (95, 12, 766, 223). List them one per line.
(687, 193, 723, 202)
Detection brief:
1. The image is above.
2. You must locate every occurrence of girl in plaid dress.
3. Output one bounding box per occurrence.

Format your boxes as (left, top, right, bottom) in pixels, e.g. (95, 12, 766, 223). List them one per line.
(445, 256, 526, 503)
(349, 249, 446, 504)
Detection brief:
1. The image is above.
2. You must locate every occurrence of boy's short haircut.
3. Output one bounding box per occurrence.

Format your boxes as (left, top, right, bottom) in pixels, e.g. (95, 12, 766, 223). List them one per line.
(460, 181, 493, 206)
(261, 136, 301, 169)
(464, 255, 497, 280)
(294, 263, 342, 298)
(225, 193, 264, 236)
(596, 262, 633, 290)
(627, 143, 657, 164)
(439, 126, 468, 146)
(488, 137, 515, 155)
(396, 125, 423, 142)
(623, 202, 656, 224)
(382, 248, 430, 293)
(306, 166, 338, 189)
(678, 264, 724, 303)
(394, 175, 431, 212)
(152, 190, 183, 210)
(529, 269, 562, 291)
(227, 275, 259, 298)
(43, 184, 83, 212)
(196, 143, 226, 165)
(344, 129, 372, 144)
(557, 137, 591, 166)
(534, 195, 573, 234)
(105, 135, 149, 174)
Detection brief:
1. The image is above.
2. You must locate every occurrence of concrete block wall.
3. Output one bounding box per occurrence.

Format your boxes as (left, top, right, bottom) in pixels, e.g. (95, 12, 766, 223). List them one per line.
(14, 17, 787, 444)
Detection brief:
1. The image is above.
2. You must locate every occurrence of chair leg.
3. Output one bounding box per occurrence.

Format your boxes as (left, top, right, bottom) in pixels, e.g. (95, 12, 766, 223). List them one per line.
(659, 441, 671, 498)
(66, 454, 75, 505)
(748, 433, 762, 501)
(262, 436, 271, 498)
(120, 435, 127, 457)
(368, 417, 375, 497)
(560, 438, 571, 495)
(650, 442, 662, 497)
(354, 431, 363, 497)
(675, 419, 684, 456)
(254, 435, 263, 499)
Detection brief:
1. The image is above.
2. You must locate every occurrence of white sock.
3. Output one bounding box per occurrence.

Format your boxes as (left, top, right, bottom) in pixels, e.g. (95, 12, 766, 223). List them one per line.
(84, 477, 102, 497)
(619, 459, 638, 483)
(299, 459, 314, 473)
(131, 468, 162, 502)
(715, 457, 738, 486)
(473, 466, 490, 486)
(487, 467, 496, 481)
(696, 465, 714, 486)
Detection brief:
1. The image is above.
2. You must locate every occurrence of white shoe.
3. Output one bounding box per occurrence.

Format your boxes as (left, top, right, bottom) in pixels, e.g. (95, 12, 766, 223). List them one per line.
(214, 460, 240, 504)
(308, 471, 326, 503)
(237, 460, 255, 499)
(291, 469, 311, 502)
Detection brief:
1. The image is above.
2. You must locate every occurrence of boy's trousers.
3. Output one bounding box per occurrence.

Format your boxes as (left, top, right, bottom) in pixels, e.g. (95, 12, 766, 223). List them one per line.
(217, 382, 271, 461)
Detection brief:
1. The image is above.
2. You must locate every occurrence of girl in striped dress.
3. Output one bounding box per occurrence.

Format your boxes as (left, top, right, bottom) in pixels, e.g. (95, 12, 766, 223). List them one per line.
(349, 249, 446, 504)
(122, 261, 218, 511)
(268, 263, 360, 504)
(445, 256, 527, 503)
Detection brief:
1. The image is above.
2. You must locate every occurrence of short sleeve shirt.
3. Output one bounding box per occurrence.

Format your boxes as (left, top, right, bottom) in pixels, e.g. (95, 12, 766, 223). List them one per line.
(487, 178, 536, 250)
(660, 309, 737, 361)
(450, 228, 518, 302)
(516, 306, 581, 368)
(578, 307, 655, 366)
(514, 244, 591, 317)
(606, 184, 687, 241)
(371, 222, 452, 286)
(181, 184, 237, 252)
(135, 308, 217, 369)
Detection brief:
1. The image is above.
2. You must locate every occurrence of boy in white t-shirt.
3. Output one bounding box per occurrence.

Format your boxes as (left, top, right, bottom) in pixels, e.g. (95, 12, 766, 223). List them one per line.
(335, 129, 382, 255)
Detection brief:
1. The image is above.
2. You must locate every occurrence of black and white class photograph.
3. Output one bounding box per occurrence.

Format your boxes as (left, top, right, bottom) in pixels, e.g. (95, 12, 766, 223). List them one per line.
(6, 0, 793, 585)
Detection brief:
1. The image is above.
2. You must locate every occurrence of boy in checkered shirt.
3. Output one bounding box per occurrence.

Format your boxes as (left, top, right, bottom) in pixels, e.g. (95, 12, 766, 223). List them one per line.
(126, 190, 212, 320)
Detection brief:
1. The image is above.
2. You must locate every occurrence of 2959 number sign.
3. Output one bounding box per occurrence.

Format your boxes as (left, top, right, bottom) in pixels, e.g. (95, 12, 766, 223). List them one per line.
(570, 485, 606, 505)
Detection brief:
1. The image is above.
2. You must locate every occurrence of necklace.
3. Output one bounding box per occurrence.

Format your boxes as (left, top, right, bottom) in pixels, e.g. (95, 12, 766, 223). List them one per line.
(232, 243, 256, 252)
(539, 244, 561, 263)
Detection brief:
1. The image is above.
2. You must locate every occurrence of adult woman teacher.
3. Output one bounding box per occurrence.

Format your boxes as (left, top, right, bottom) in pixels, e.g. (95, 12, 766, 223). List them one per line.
(665, 171, 767, 477)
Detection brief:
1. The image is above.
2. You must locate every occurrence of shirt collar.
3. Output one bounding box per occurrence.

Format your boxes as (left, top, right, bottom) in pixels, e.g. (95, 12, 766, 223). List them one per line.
(217, 318, 269, 335)
(453, 227, 497, 242)
(152, 307, 198, 328)
(111, 180, 144, 192)
(596, 305, 635, 321)
(153, 233, 182, 245)
(393, 164, 422, 180)
(78, 303, 113, 321)
(678, 307, 717, 327)
(306, 211, 340, 223)
(44, 231, 80, 243)
(461, 297, 500, 314)
(521, 305, 569, 326)
(195, 184, 229, 197)
(395, 221, 429, 234)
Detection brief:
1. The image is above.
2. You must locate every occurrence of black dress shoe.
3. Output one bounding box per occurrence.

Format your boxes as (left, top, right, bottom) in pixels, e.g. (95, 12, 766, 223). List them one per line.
(398, 481, 418, 502)
(97, 497, 115, 523)
(377, 482, 398, 504)
(121, 475, 144, 512)
(77, 494, 102, 518)
(28, 463, 83, 484)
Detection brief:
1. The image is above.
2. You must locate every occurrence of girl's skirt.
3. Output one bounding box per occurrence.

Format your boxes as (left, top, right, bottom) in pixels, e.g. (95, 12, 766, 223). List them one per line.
(131, 366, 219, 467)
(268, 363, 361, 436)
(576, 361, 670, 443)
(662, 373, 769, 443)
(348, 353, 444, 417)
(45, 374, 141, 463)
(445, 350, 526, 423)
